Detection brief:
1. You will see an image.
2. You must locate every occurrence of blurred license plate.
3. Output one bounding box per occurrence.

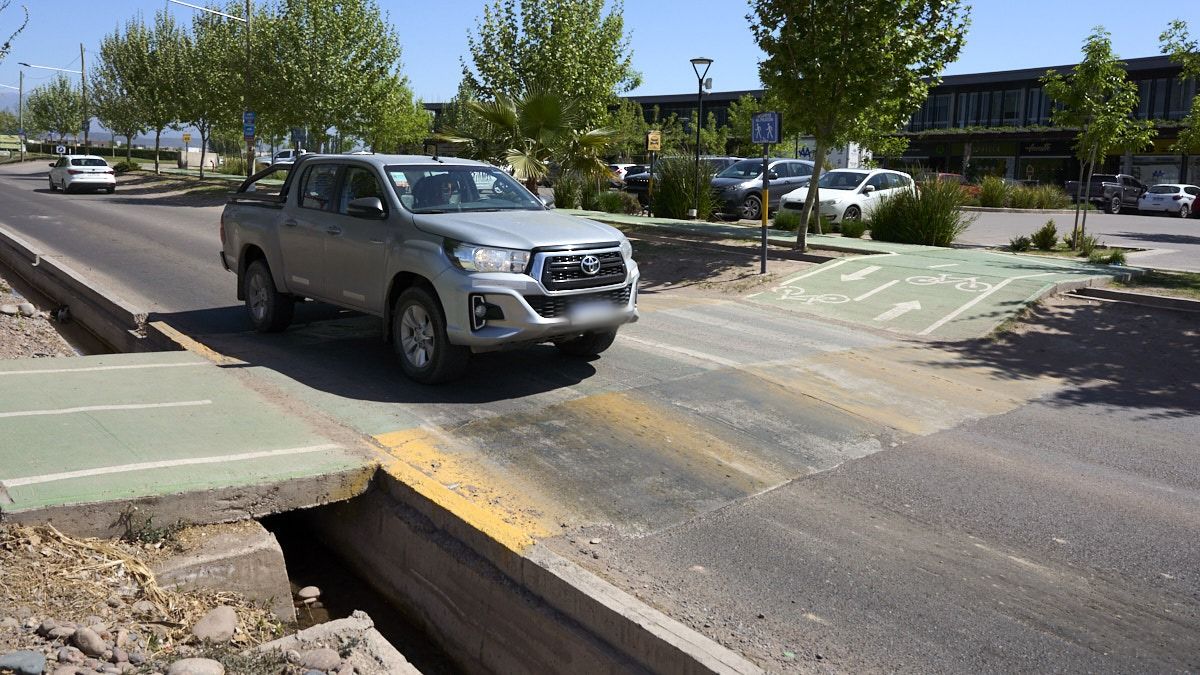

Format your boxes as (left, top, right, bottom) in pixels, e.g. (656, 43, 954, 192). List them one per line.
(569, 300, 615, 324)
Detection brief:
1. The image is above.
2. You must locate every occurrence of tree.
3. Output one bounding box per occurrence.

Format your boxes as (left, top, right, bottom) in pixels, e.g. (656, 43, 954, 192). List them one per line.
(180, 9, 240, 177)
(1043, 27, 1155, 244)
(0, 0, 28, 65)
(463, 0, 640, 127)
(0, 108, 17, 133)
(604, 98, 650, 161)
(92, 28, 149, 163)
(26, 75, 82, 141)
(1160, 20, 1200, 157)
(748, 0, 969, 250)
(115, 12, 186, 173)
(354, 76, 431, 153)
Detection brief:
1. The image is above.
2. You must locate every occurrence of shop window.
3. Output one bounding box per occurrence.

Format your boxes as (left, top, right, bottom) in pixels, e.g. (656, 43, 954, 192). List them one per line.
(1136, 80, 1150, 119)
(1002, 90, 1021, 125)
(1153, 78, 1169, 120)
(990, 91, 1003, 126)
(1167, 77, 1191, 120)
(931, 94, 951, 128)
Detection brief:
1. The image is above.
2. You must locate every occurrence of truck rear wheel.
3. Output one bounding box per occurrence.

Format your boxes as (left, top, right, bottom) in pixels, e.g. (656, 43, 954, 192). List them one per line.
(556, 329, 618, 357)
(1108, 195, 1121, 214)
(243, 259, 294, 332)
(392, 287, 470, 384)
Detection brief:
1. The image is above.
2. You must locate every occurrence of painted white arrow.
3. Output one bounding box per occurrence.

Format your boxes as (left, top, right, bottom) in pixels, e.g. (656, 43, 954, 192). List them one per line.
(840, 265, 881, 282)
(873, 300, 922, 322)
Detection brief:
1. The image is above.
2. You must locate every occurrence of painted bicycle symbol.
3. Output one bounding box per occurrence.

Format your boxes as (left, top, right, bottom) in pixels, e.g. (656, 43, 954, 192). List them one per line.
(904, 273, 993, 293)
(776, 286, 851, 305)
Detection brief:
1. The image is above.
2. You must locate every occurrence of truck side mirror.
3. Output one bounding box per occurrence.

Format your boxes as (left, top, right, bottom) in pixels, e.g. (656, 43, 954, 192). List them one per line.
(539, 195, 555, 209)
(347, 196, 385, 218)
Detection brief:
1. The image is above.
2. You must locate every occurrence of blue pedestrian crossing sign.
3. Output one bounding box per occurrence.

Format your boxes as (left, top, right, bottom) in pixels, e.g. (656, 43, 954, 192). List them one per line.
(751, 111, 782, 145)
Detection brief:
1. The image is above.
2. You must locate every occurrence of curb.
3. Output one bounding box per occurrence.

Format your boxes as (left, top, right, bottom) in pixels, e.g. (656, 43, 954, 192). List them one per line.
(1072, 286, 1200, 312)
(960, 206, 1097, 214)
(0, 227, 161, 353)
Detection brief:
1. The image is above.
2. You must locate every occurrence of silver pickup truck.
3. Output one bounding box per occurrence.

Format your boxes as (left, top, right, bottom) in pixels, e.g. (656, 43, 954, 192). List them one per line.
(219, 154, 639, 383)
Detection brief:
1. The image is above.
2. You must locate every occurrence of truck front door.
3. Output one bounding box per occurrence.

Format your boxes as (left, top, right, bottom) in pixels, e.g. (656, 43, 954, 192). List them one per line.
(323, 165, 392, 313)
(282, 162, 341, 300)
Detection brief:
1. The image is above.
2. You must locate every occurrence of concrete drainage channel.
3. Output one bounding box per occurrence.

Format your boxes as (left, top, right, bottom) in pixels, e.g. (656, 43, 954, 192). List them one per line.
(0, 226, 761, 674)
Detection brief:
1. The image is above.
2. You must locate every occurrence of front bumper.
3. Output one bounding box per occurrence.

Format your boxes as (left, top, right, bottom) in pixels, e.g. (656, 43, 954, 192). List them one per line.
(437, 262, 641, 351)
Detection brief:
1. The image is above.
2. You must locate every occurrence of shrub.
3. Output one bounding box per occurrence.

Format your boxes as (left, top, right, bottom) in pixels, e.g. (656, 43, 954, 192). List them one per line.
(111, 159, 141, 174)
(978, 176, 1008, 207)
(840, 219, 868, 238)
(1076, 234, 1101, 257)
(1009, 185, 1038, 209)
(216, 156, 247, 175)
(959, 184, 982, 206)
(597, 190, 641, 214)
(1009, 235, 1032, 252)
(1032, 185, 1070, 209)
(867, 179, 975, 247)
(1089, 248, 1126, 265)
(553, 173, 582, 209)
(580, 179, 602, 211)
(1031, 220, 1058, 250)
(652, 156, 716, 220)
(1106, 248, 1127, 265)
(772, 209, 802, 232)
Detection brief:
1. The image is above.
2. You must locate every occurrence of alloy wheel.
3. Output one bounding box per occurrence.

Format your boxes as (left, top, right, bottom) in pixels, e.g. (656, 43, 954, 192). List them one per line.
(400, 304, 435, 369)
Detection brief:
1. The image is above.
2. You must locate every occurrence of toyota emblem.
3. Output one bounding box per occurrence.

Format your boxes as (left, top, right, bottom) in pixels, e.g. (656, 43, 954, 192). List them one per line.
(580, 255, 601, 276)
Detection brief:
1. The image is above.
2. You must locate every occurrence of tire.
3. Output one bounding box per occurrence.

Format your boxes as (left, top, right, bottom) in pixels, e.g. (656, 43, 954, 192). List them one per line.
(1108, 195, 1121, 214)
(1180, 203, 1190, 219)
(740, 194, 762, 220)
(243, 259, 294, 332)
(48, 177, 57, 191)
(392, 286, 469, 384)
(106, 186, 116, 194)
(556, 329, 618, 357)
(843, 205, 862, 220)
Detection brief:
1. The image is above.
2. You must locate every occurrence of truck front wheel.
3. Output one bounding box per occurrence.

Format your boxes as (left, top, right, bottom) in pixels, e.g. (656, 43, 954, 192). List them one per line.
(243, 259, 294, 332)
(556, 329, 618, 357)
(1108, 195, 1121, 214)
(392, 287, 470, 384)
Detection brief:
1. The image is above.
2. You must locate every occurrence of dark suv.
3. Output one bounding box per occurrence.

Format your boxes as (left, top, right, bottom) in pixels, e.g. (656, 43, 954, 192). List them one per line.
(712, 158, 814, 220)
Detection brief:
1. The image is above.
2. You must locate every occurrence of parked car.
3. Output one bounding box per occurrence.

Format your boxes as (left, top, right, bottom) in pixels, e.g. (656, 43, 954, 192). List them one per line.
(622, 156, 741, 205)
(1136, 183, 1199, 218)
(47, 155, 116, 194)
(220, 154, 639, 384)
(712, 158, 815, 220)
(608, 164, 645, 182)
(1063, 173, 1146, 214)
(779, 168, 915, 223)
(272, 148, 308, 164)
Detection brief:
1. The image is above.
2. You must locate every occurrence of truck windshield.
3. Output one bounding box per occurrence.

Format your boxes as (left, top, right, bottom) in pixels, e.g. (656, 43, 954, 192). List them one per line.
(386, 165, 544, 213)
(1091, 175, 1117, 183)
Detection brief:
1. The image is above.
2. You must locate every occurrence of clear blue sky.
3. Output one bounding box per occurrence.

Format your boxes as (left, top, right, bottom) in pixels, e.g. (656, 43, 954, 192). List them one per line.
(0, 0, 1193, 109)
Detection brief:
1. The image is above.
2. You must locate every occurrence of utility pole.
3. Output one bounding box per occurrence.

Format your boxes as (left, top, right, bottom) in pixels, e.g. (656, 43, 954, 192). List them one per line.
(80, 43, 88, 154)
(245, 0, 253, 178)
(18, 70, 24, 162)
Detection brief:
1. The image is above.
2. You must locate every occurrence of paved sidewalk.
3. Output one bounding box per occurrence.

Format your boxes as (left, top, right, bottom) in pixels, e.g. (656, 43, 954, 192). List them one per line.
(0, 350, 371, 516)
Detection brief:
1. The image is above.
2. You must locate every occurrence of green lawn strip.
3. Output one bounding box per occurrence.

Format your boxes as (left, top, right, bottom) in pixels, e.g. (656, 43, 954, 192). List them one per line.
(1112, 269, 1200, 300)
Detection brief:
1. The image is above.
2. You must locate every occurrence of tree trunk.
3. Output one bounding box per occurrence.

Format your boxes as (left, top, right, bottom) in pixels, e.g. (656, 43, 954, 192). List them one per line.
(199, 129, 208, 180)
(795, 138, 827, 251)
(154, 130, 161, 175)
(124, 134, 133, 163)
(1070, 158, 1086, 249)
(1079, 144, 1099, 241)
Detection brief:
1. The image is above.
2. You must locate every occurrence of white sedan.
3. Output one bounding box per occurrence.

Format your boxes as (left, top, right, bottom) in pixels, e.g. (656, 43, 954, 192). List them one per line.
(779, 168, 914, 223)
(1137, 184, 1198, 218)
(48, 155, 116, 194)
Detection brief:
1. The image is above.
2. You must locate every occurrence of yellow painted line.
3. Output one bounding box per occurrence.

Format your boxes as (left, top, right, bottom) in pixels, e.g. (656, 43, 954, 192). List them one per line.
(148, 320, 245, 366)
(373, 427, 552, 554)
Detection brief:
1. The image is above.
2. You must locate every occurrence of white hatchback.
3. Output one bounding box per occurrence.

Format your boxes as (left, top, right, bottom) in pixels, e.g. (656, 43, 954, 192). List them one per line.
(48, 155, 116, 194)
(779, 168, 915, 223)
(1136, 183, 1198, 218)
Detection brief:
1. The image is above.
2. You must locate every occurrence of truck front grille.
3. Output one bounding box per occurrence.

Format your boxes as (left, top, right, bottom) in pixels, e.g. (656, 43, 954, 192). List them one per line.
(540, 250, 626, 291)
(524, 286, 633, 319)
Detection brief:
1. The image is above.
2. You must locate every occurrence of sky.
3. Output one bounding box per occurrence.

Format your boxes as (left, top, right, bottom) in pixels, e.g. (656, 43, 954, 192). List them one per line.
(0, 0, 1194, 111)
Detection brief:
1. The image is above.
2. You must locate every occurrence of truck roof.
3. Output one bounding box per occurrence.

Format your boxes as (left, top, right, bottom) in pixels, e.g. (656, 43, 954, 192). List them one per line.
(292, 153, 492, 168)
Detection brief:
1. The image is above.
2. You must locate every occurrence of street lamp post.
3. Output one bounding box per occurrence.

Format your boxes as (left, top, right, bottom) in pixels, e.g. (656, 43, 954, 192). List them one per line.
(168, 0, 253, 177)
(689, 57, 713, 220)
(18, 61, 84, 154)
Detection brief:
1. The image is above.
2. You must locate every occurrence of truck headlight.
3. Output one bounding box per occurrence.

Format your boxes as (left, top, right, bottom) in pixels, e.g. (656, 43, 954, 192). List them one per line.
(449, 242, 531, 273)
(619, 238, 633, 260)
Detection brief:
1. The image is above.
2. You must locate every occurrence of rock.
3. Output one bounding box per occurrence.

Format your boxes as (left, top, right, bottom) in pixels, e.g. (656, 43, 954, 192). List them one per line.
(299, 648, 340, 671)
(58, 646, 85, 664)
(17, 303, 36, 317)
(111, 647, 128, 663)
(106, 595, 124, 609)
(128, 652, 145, 666)
(284, 649, 302, 665)
(0, 650, 47, 675)
(131, 601, 159, 617)
(73, 626, 109, 657)
(589, 538, 602, 545)
(37, 619, 58, 637)
(0, 617, 18, 630)
(0, 304, 18, 316)
(191, 606, 237, 643)
(336, 665, 355, 675)
(115, 629, 128, 649)
(166, 658, 225, 675)
(296, 586, 321, 600)
(81, 616, 105, 628)
(51, 667, 79, 675)
(49, 626, 76, 640)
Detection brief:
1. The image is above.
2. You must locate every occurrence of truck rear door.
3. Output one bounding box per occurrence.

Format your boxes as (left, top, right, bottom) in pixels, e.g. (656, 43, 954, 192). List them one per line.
(282, 162, 341, 300)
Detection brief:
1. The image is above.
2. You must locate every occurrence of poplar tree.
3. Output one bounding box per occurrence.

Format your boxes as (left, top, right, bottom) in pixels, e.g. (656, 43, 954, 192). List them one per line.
(26, 75, 82, 142)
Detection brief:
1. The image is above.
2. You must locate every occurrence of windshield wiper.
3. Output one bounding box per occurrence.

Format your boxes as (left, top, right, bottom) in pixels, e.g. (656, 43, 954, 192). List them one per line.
(414, 209, 449, 214)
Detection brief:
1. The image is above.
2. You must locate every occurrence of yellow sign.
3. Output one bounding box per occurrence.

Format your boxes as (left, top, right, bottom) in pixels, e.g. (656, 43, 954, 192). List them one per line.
(182, 133, 192, 143)
(646, 130, 661, 152)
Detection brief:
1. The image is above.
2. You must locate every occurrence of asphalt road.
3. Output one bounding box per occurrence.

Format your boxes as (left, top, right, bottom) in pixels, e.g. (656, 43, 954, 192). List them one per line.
(1, 161, 1197, 673)
(960, 209, 1200, 271)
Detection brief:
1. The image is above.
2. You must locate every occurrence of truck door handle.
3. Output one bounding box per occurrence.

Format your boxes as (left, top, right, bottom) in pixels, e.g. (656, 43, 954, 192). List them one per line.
(283, 219, 298, 228)
(325, 226, 342, 236)
(369, 239, 384, 245)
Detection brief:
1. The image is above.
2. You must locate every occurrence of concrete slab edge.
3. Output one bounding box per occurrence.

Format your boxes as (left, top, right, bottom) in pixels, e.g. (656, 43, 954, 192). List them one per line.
(1073, 286, 1200, 312)
(0, 226, 159, 353)
(252, 611, 419, 674)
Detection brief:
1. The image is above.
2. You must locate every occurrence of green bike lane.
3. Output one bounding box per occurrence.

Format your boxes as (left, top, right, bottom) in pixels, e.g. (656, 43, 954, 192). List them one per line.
(747, 246, 1128, 339)
(0, 350, 370, 515)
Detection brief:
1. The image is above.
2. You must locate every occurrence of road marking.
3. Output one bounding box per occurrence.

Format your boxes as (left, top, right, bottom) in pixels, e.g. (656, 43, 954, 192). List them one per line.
(873, 300, 922, 322)
(779, 258, 854, 286)
(928, 263, 958, 269)
(0, 443, 341, 488)
(0, 362, 208, 376)
(981, 250, 1100, 271)
(853, 280, 899, 301)
(0, 400, 212, 419)
(840, 265, 881, 281)
(618, 333, 741, 368)
(918, 272, 1055, 336)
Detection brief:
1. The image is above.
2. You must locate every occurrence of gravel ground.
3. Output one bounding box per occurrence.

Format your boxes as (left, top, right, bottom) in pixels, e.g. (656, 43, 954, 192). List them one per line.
(0, 273, 76, 360)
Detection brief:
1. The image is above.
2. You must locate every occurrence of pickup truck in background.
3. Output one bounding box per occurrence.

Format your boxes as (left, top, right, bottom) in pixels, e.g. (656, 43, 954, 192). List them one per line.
(219, 154, 639, 384)
(1063, 173, 1146, 214)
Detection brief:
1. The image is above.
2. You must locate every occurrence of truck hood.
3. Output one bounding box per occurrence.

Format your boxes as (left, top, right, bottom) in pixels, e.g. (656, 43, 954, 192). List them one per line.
(410, 209, 625, 250)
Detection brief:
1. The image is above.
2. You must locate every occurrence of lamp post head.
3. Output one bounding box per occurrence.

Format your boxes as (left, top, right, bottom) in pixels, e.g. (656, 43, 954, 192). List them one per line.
(17, 62, 30, 68)
(690, 57, 713, 80)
